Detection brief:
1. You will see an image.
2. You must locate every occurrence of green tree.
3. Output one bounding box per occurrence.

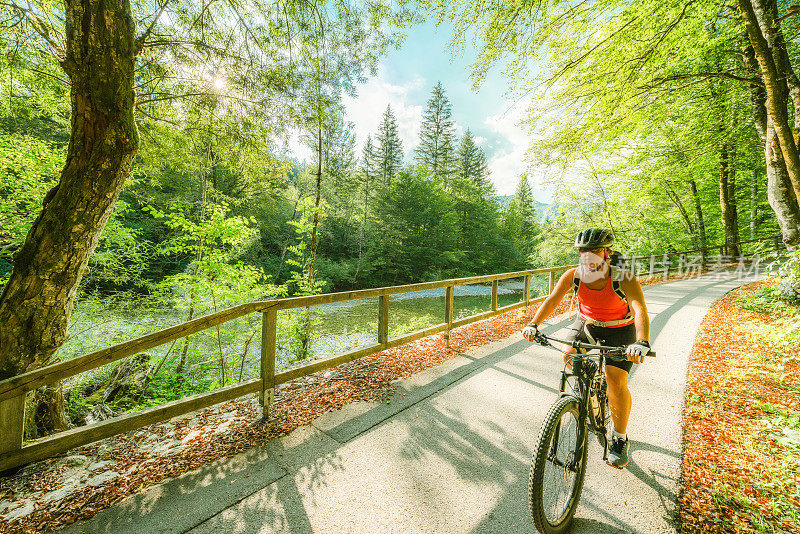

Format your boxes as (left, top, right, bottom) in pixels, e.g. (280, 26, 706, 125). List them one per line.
(0, 0, 404, 385)
(502, 177, 540, 261)
(284, 197, 328, 360)
(419, 0, 798, 251)
(374, 167, 460, 283)
(416, 81, 457, 187)
(376, 105, 404, 186)
(457, 129, 492, 197)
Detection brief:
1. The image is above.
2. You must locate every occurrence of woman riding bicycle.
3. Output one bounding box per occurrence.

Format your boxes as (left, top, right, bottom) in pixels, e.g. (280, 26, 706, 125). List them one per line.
(522, 228, 651, 469)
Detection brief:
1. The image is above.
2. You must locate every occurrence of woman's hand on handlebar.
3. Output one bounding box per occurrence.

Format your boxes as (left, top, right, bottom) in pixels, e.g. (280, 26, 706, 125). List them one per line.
(522, 324, 548, 345)
(625, 340, 651, 364)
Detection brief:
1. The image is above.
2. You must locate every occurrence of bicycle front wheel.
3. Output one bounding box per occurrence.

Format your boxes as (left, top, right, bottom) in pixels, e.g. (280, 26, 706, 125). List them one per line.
(529, 396, 588, 534)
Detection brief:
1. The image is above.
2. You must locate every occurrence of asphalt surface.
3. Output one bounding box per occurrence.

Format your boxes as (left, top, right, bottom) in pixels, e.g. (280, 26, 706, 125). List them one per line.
(60, 272, 760, 534)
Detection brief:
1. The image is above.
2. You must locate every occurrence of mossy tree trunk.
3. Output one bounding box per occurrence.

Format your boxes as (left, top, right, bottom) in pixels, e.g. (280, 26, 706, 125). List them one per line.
(741, 38, 800, 248)
(0, 0, 138, 388)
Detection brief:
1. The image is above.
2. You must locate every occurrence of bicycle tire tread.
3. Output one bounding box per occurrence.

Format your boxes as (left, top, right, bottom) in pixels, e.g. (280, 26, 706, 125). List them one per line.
(528, 396, 588, 534)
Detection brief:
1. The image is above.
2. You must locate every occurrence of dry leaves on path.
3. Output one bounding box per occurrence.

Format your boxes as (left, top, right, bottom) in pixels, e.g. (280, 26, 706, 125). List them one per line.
(680, 278, 800, 534)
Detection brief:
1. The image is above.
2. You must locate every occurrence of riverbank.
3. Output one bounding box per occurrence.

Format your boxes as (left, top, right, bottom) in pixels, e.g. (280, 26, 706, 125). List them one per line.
(680, 277, 800, 533)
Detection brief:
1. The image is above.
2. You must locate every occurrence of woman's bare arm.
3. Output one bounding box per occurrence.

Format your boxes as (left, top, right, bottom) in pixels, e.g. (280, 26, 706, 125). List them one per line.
(529, 268, 577, 327)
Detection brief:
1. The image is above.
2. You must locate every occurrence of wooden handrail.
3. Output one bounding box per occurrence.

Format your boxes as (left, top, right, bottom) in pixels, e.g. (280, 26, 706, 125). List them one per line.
(631, 233, 782, 260)
(0, 265, 572, 402)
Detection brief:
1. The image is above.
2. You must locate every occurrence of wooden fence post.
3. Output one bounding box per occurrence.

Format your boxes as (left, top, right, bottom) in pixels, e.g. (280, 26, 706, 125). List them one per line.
(378, 295, 389, 346)
(260, 309, 277, 420)
(491, 280, 498, 311)
(524, 275, 531, 308)
(0, 394, 25, 466)
(548, 271, 556, 294)
(444, 285, 454, 347)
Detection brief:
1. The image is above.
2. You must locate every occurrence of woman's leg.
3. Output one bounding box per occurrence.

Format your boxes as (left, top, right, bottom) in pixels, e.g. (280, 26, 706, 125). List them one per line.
(605, 365, 631, 434)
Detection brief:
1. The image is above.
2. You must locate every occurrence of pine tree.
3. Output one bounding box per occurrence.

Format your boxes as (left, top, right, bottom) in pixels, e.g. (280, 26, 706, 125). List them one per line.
(416, 82, 457, 186)
(376, 105, 404, 185)
(458, 129, 493, 198)
(513, 176, 537, 225)
(503, 176, 540, 259)
(353, 135, 379, 282)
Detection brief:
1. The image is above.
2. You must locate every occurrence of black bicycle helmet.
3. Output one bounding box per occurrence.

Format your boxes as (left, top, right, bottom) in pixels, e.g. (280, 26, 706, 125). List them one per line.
(574, 227, 613, 248)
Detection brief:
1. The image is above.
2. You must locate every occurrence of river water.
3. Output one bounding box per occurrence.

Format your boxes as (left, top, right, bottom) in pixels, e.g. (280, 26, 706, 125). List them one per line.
(60, 277, 551, 384)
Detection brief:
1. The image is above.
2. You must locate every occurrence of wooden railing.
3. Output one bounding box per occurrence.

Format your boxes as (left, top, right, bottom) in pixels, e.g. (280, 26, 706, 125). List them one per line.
(0, 266, 572, 471)
(0, 233, 784, 471)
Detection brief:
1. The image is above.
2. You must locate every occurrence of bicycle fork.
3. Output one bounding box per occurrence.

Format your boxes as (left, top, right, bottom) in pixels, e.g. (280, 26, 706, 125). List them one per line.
(551, 372, 589, 473)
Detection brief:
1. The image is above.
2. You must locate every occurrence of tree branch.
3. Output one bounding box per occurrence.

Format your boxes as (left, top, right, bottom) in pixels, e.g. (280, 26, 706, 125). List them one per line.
(640, 70, 764, 91)
(623, 0, 696, 79)
(135, 0, 170, 55)
(1, 1, 64, 60)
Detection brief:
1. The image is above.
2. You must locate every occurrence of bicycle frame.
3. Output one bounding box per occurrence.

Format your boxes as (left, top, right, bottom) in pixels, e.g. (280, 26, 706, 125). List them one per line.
(537, 334, 640, 466)
(528, 330, 657, 533)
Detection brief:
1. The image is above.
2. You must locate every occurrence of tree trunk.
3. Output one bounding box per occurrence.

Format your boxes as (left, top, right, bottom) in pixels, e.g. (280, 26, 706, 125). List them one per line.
(664, 181, 696, 247)
(177, 128, 213, 374)
(738, 0, 800, 203)
(751, 169, 758, 240)
(0, 0, 138, 381)
(300, 127, 324, 359)
(719, 141, 741, 257)
(729, 162, 741, 255)
(30, 384, 71, 439)
(766, 118, 800, 247)
(742, 38, 800, 248)
(689, 179, 707, 263)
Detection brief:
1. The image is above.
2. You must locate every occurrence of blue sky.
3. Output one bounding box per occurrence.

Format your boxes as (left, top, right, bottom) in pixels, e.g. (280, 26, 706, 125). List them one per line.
(291, 20, 553, 202)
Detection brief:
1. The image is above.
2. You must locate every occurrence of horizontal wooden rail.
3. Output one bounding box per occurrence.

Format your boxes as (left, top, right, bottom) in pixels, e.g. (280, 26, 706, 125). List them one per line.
(0, 266, 571, 402)
(0, 379, 261, 472)
(631, 233, 782, 260)
(0, 304, 263, 403)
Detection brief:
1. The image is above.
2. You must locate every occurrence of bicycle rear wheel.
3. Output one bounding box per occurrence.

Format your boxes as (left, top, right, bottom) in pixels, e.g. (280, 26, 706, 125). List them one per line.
(529, 396, 588, 534)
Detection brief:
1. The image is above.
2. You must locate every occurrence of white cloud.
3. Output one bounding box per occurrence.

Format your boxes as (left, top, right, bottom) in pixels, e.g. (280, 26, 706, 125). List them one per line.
(273, 67, 425, 164)
(474, 136, 487, 145)
(343, 67, 424, 159)
(484, 98, 533, 196)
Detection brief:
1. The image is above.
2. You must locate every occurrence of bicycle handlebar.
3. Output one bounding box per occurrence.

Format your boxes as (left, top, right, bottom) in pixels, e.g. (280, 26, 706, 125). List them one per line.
(533, 333, 657, 358)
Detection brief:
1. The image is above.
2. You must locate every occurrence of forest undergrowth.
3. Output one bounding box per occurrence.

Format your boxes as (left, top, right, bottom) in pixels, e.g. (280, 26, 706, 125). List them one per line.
(681, 277, 800, 533)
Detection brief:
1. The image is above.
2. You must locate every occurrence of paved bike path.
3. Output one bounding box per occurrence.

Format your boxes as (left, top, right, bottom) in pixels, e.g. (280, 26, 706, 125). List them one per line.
(61, 272, 758, 534)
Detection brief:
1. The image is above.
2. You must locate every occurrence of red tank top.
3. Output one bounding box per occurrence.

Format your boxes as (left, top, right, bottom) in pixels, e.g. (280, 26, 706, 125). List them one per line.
(576, 274, 633, 326)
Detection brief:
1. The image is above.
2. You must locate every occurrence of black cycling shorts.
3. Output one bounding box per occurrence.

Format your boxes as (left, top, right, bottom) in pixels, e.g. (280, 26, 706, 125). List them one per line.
(564, 316, 636, 373)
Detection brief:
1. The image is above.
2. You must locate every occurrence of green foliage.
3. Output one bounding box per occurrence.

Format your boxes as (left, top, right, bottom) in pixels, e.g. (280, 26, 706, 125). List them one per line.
(777, 251, 800, 301)
(283, 196, 328, 360)
(418, 0, 783, 258)
(373, 166, 461, 282)
(376, 105, 404, 185)
(136, 373, 215, 410)
(416, 81, 458, 185)
(0, 132, 63, 261)
(457, 129, 491, 196)
(502, 177, 541, 263)
(147, 201, 282, 311)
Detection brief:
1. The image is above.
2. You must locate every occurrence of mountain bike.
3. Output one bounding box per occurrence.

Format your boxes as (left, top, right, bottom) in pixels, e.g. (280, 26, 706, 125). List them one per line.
(527, 332, 655, 534)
